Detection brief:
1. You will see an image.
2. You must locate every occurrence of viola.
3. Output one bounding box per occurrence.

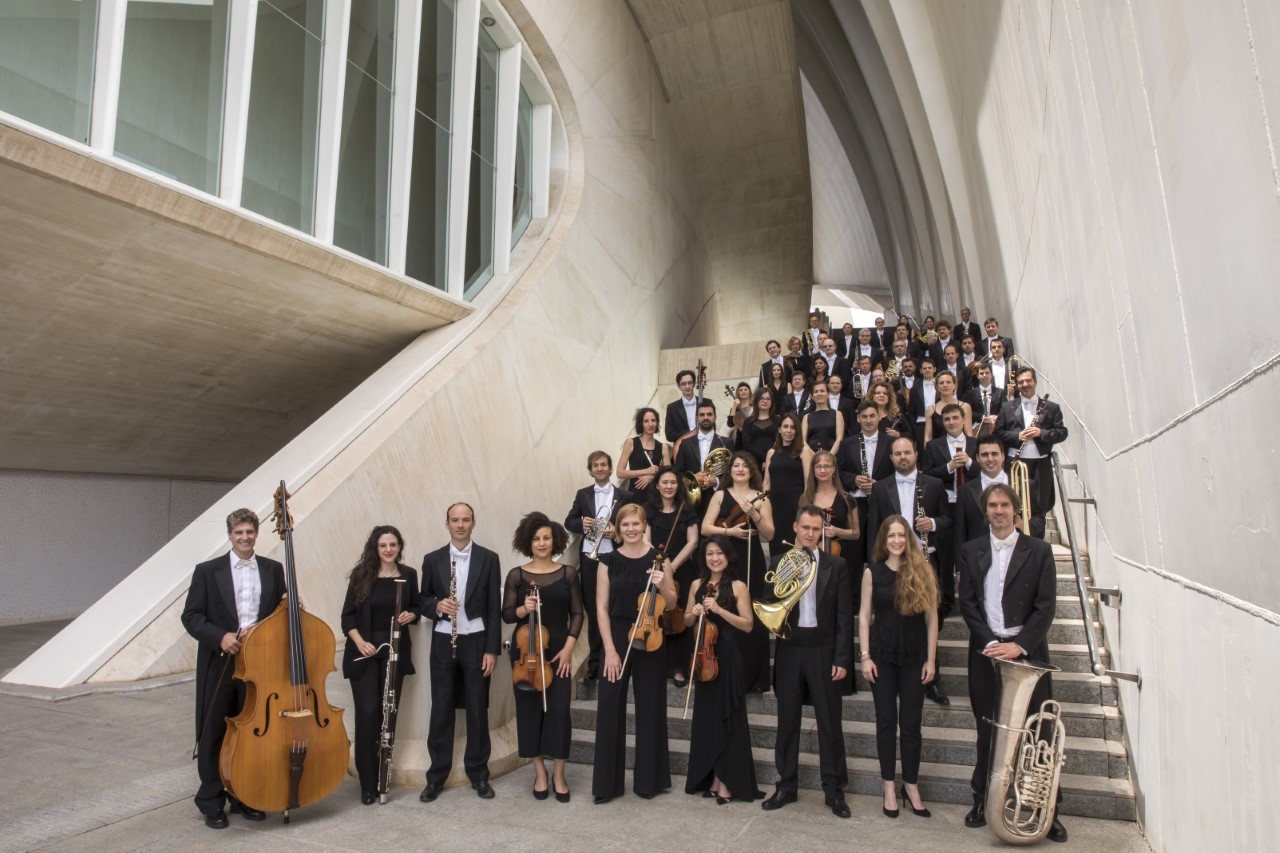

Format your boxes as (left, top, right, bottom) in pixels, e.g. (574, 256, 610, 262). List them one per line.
(822, 506, 843, 558)
(220, 483, 348, 823)
(512, 582, 553, 712)
(659, 577, 686, 636)
(620, 553, 667, 673)
(682, 581, 720, 718)
(722, 490, 770, 530)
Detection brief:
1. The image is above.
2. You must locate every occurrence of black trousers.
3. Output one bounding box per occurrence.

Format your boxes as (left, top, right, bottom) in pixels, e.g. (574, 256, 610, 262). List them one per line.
(349, 654, 407, 794)
(195, 653, 242, 815)
(592, 623, 670, 798)
(773, 639, 846, 797)
(1021, 456, 1056, 515)
(579, 555, 604, 672)
(869, 658, 926, 783)
(513, 667, 572, 759)
(426, 632, 491, 786)
(967, 644, 1052, 795)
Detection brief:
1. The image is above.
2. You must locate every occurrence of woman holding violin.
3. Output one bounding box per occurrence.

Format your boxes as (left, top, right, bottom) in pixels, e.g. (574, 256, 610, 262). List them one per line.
(593, 503, 676, 803)
(683, 536, 761, 803)
(618, 407, 671, 505)
(702, 452, 774, 693)
(501, 512, 582, 803)
(341, 525, 421, 805)
(801, 450, 860, 694)
(646, 466, 699, 687)
(870, 379, 912, 443)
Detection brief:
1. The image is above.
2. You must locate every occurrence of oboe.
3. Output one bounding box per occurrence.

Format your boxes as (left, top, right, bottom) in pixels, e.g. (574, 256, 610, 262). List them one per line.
(376, 578, 407, 803)
(449, 558, 459, 657)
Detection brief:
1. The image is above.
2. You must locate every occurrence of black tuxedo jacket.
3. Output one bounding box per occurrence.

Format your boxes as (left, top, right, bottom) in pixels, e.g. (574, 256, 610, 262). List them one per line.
(767, 550, 854, 669)
(784, 354, 811, 380)
(976, 335, 1016, 358)
(954, 321, 982, 345)
(779, 389, 812, 415)
(957, 534, 1056, 657)
(995, 397, 1068, 457)
(664, 396, 708, 443)
(836, 429, 894, 493)
(954, 475, 1046, 545)
(182, 553, 287, 736)
(340, 566, 422, 678)
(564, 484, 636, 537)
(964, 384, 1007, 422)
(833, 329, 851, 358)
(922, 435, 979, 485)
(674, 432, 733, 479)
(420, 544, 502, 655)
(816, 355, 851, 386)
(866, 472, 953, 549)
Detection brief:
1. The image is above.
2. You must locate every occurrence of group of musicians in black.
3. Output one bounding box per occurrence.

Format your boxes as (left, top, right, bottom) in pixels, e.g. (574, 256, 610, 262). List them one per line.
(182, 310, 1067, 842)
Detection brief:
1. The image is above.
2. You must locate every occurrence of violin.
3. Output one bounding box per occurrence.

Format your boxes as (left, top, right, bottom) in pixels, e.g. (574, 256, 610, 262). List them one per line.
(682, 581, 720, 718)
(723, 490, 770, 530)
(512, 582, 552, 713)
(620, 553, 666, 672)
(220, 483, 348, 823)
(822, 506, 843, 558)
(653, 508, 688, 636)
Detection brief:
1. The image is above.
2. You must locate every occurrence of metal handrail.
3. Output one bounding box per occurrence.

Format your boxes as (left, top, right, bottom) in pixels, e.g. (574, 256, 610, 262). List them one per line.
(1051, 451, 1142, 687)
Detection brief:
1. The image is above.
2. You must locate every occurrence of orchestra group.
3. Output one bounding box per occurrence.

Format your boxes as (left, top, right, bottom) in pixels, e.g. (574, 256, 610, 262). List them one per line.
(181, 310, 1069, 843)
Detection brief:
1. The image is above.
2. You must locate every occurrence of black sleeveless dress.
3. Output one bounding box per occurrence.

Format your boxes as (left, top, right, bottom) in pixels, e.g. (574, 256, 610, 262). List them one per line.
(649, 503, 698, 678)
(626, 438, 665, 505)
(716, 494, 769, 692)
(806, 408, 838, 451)
(767, 449, 804, 554)
(685, 583, 762, 800)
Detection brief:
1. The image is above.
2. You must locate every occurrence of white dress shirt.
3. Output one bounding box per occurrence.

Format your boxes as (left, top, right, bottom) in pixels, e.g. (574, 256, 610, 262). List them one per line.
(858, 344, 873, 359)
(989, 359, 1007, 391)
(919, 379, 936, 420)
(977, 384, 996, 417)
(681, 395, 698, 431)
(1019, 397, 1043, 459)
(797, 549, 819, 628)
(984, 531, 1024, 647)
(962, 353, 977, 369)
(229, 552, 262, 631)
(946, 435, 967, 502)
(436, 543, 486, 636)
(582, 483, 616, 555)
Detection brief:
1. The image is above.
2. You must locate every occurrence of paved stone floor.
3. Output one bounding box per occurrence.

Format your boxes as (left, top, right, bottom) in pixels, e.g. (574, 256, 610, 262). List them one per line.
(0, 621, 1149, 851)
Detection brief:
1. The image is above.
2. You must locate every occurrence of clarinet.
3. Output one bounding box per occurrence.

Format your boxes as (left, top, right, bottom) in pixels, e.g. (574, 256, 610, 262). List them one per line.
(915, 486, 936, 555)
(859, 435, 869, 490)
(376, 578, 407, 802)
(449, 559, 459, 658)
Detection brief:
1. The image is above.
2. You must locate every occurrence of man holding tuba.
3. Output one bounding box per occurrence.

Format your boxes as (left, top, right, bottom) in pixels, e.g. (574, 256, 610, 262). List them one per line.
(758, 506, 854, 819)
(956, 483, 1065, 842)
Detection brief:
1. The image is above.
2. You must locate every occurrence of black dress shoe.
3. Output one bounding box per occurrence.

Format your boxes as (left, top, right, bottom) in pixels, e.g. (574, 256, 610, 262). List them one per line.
(761, 790, 797, 811)
(473, 780, 496, 799)
(593, 795, 612, 805)
(361, 791, 378, 805)
(533, 784, 549, 801)
(1048, 816, 1068, 842)
(228, 799, 266, 821)
(204, 809, 228, 829)
(826, 795, 851, 819)
(419, 783, 442, 802)
(964, 795, 986, 828)
(925, 683, 950, 706)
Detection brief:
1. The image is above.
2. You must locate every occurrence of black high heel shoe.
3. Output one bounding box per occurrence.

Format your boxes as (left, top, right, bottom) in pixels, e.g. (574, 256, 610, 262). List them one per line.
(883, 788, 899, 818)
(900, 786, 931, 817)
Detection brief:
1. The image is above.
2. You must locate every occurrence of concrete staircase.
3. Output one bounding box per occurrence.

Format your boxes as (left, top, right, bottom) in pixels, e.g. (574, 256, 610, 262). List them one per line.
(569, 523, 1135, 821)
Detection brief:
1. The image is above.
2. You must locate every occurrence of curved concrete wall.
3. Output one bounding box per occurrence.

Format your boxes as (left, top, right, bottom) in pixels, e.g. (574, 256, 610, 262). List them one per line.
(865, 1, 1280, 848)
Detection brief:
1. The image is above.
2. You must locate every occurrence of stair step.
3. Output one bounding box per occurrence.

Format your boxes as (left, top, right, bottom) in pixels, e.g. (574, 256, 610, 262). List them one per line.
(568, 702, 1127, 779)
(564, 730, 1136, 820)
(848, 638, 1109, 674)
(939, 615, 1099, 645)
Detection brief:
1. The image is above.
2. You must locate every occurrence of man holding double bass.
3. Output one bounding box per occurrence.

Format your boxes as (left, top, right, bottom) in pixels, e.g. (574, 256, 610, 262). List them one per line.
(181, 508, 286, 829)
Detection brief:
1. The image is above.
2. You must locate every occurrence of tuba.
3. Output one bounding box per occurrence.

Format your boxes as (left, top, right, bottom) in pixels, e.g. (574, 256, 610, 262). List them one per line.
(752, 547, 816, 638)
(984, 658, 1066, 845)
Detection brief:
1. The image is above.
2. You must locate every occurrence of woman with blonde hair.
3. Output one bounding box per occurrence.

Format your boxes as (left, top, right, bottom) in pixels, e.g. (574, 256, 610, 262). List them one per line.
(859, 515, 939, 819)
(869, 379, 911, 443)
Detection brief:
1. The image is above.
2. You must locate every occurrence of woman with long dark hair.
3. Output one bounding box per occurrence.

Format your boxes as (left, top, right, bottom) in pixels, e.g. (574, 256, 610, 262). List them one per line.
(646, 466, 699, 687)
(859, 515, 939, 818)
(763, 413, 811, 554)
(341, 525, 421, 804)
(618, 407, 671, 505)
(502, 512, 582, 802)
(683, 536, 761, 803)
(764, 362, 788, 400)
(740, 385, 779, 466)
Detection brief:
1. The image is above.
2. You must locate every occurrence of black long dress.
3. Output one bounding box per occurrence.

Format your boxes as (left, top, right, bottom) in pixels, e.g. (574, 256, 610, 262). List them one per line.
(649, 503, 698, 679)
(592, 548, 672, 799)
(716, 494, 770, 692)
(501, 565, 583, 759)
(815, 489, 858, 696)
(767, 449, 804, 553)
(806, 408, 838, 451)
(625, 438, 666, 505)
(741, 417, 778, 466)
(685, 581, 761, 800)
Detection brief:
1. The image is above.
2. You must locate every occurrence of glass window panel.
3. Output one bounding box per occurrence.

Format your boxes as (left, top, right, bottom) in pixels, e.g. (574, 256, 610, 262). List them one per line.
(511, 85, 533, 248)
(404, 0, 454, 289)
(463, 27, 499, 299)
(241, 0, 325, 234)
(0, 0, 98, 142)
(115, 0, 231, 193)
(333, 0, 397, 265)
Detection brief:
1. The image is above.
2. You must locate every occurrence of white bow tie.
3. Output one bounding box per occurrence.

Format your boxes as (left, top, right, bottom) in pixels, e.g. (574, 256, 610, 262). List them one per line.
(993, 536, 1016, 553)
(896, 475, 915, 485)
(235, 559, 254, 570)
(594, 486, 610, 494)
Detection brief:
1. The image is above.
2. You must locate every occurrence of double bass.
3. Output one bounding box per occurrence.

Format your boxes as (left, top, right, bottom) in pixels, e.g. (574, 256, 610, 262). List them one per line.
(220, 482, 348, 823)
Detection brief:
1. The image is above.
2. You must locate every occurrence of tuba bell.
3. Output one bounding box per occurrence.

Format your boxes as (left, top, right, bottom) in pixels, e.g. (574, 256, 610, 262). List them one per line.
(984, 657, 1066, 845)
(752, 547, 816, 639)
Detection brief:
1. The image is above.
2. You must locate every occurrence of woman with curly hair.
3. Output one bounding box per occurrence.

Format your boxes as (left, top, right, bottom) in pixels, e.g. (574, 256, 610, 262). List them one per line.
(858, 515, 940, 819)
(341, 525, 421, 804)
(501, 512, 583, 802)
